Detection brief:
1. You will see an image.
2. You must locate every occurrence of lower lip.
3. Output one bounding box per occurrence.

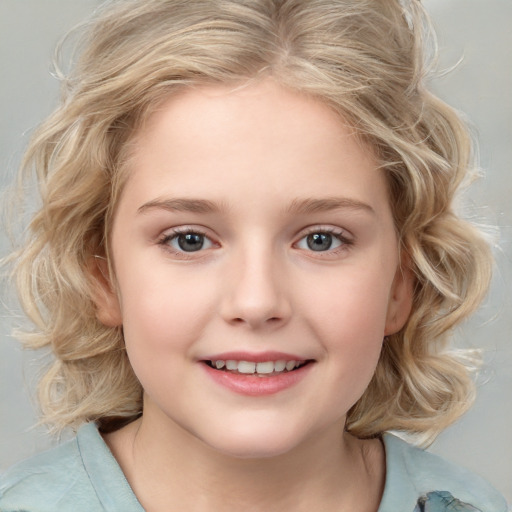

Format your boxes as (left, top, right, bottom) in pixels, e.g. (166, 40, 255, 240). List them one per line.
(201, 362, 313, 396)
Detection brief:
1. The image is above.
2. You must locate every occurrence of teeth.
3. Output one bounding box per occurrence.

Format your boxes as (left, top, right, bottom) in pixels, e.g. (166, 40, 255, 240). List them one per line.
(237, 361, 256, 374)
(209, 359, 305, 374)
(256, 361, 274, 374)
(285, 360, 297, 371)
(274, 360, 286, 372)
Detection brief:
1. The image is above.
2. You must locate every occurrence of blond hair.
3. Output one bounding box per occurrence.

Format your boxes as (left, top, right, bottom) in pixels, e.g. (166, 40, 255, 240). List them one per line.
(9, 0, 492, 442)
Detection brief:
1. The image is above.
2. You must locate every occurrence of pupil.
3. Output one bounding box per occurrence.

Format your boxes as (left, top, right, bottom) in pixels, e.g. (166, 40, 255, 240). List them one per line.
(177, 233, 204, 252)
(307, 233, 332, 251)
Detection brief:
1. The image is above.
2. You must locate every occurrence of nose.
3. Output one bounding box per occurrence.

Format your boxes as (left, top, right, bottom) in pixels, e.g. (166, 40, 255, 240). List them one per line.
(219, 244, 292, 330)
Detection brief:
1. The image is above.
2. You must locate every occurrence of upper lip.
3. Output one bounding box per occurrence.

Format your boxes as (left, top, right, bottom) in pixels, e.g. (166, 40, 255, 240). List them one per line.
(201, 351, 311, 363)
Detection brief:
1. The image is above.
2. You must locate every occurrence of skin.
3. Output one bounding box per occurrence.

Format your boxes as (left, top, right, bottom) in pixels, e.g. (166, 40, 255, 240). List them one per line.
(94, 79, 413, 511)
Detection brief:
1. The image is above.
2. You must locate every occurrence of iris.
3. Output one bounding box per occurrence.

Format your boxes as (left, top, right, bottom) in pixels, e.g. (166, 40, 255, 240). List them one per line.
(307, 233, 333, 251)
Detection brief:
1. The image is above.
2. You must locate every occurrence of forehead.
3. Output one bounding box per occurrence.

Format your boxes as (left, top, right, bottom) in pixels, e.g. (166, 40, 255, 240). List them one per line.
(135, 80, 370, 155)
(119, 79, 389, 216)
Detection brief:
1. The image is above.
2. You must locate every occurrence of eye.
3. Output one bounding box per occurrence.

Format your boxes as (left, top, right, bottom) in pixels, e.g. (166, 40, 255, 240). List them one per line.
(160, 230, 214, 253)
(297, 232, 341, 252)
(295, 229, 351, 252)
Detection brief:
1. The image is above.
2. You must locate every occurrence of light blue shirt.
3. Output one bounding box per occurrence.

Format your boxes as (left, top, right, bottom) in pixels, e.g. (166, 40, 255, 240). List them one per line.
(0, 423, 507, 511)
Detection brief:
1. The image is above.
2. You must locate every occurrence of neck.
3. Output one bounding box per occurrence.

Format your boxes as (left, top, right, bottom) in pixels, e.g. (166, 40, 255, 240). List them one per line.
(105, 411, 385, 512)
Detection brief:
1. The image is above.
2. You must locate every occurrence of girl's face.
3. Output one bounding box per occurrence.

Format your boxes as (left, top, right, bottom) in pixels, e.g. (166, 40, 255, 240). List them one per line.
(98, 80, 412, 458)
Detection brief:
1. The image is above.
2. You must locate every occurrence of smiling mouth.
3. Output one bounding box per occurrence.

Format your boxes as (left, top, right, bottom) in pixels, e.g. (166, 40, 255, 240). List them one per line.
(203, 359, 312, 377)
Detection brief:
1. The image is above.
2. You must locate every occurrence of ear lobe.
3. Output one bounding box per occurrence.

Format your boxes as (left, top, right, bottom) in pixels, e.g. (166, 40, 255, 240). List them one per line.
(384, 263, 414, 336)
(88, 256, 123, 327)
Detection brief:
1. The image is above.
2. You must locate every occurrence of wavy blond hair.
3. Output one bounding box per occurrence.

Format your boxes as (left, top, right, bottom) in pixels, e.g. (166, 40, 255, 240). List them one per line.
(9, 0, 492, 443)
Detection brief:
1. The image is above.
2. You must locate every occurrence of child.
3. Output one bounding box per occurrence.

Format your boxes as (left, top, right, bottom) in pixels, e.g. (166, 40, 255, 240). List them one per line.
(0, 0, 507, 510)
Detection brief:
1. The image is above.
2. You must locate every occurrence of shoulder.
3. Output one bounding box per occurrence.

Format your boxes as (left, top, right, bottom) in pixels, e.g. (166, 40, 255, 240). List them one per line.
(0, 433, 96, 511)
(379, 433, 508, 512)
(0, 423, 142, 512)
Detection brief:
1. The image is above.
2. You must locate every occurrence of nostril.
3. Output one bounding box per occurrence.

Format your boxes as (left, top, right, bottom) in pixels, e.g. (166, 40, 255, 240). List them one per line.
(230, 316, 282, 326)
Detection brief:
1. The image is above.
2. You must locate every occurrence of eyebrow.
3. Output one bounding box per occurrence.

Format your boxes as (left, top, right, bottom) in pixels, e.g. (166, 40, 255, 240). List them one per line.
(138, 198, 222, 214)
(138, 196, 375, 216)
(286, 197, 375, 216)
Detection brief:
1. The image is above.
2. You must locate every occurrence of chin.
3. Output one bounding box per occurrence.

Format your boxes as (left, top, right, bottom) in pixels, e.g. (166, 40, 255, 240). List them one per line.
(196, 421, 312, 460)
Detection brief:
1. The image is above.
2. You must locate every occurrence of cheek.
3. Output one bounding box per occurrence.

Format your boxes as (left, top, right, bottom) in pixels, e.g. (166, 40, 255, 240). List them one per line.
(299, 264, 392, 390)
(305, 265, 392, 339)
(118, 265, 219, 361)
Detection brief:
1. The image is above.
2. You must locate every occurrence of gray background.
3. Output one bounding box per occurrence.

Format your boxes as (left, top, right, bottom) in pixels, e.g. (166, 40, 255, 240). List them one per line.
(0, 0, 510, 504)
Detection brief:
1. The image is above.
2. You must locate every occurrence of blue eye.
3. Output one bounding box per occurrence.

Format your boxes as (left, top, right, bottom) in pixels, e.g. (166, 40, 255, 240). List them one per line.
(307, 233, 337, 251)
(163, 231, 214, 253)
(296, 231, 347, 252)
(176, 233, 205, 252)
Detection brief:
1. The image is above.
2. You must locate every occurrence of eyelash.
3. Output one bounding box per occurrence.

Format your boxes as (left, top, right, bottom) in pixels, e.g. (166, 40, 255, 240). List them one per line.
(294, 226, 354, 257)
(157, 226, 354, 259)
(157, 227, 213, 259)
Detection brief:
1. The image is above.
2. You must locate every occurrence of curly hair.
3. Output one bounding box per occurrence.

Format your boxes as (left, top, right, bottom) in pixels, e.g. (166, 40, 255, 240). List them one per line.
(9, 0, 492, 443)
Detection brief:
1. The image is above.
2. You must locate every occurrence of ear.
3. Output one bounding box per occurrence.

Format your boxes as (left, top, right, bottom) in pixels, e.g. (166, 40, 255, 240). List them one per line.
(87, 255, 123, 327)
(384, 258, 414, 336)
